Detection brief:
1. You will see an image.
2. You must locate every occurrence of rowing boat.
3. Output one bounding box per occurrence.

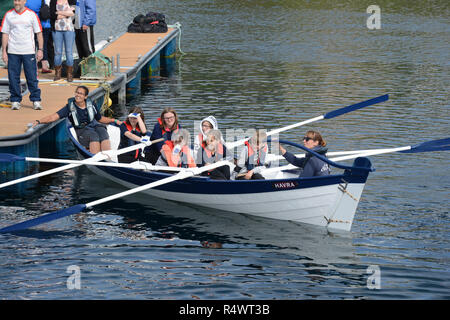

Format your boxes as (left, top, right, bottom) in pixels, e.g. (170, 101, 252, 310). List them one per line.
(2, 94, 448, 234)
(68, 122, 373, 232)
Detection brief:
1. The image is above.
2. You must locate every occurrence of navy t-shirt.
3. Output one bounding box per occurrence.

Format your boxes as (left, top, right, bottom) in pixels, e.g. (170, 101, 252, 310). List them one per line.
(57, 100, 102, 127)
(118, 123, 144, 149)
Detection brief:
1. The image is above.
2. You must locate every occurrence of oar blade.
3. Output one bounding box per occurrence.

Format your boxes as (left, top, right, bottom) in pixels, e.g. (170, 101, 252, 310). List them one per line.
(0, 204, 87, 233)
(323, 94, 389, 119)
(0, 153, 26, 162)
(400, 138, 450, 154)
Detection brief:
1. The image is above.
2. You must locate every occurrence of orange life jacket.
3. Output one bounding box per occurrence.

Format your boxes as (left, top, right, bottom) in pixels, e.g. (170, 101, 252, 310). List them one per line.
(201, 142, 225, 165)
(160, 141, 196, 168)
(244, 141, 267, 170)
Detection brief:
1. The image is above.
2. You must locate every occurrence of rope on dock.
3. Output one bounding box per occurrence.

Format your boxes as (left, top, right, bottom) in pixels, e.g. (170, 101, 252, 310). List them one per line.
(168, 22, 185, 56)
(99, 82, 113, 117)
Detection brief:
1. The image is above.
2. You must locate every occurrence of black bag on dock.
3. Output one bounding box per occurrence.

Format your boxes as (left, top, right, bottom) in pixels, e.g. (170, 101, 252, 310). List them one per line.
(128, 11, 168, 33)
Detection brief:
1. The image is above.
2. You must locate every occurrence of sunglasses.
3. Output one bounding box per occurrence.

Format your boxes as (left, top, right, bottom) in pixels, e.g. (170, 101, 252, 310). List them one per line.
(303, 136, 314, 142)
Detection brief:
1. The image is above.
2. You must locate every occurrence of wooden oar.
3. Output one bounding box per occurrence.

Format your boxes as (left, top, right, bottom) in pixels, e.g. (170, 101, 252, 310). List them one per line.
(262, 138, 450, 175)
(0, 138, 164, 190)
(226, 94, 389, 149)
(0, 160, 232, 233)
(0, 154, 185, 172)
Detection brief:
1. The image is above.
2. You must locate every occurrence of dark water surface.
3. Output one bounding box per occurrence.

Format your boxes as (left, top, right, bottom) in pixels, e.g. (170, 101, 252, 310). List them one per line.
(0, 0, 449, 299)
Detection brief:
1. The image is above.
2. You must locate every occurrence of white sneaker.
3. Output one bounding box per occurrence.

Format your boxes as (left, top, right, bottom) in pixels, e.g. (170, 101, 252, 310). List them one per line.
(11, 102, 21, 110)
(33, 101, 43, 110)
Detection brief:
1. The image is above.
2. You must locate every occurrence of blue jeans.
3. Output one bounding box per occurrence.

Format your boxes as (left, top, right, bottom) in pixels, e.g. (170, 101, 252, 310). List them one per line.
(7, 53, 40, 103)
(53, 30, 75, 66)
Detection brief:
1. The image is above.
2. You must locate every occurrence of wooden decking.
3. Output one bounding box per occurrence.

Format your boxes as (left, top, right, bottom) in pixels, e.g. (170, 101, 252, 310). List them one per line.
(0, 30, 174, 138)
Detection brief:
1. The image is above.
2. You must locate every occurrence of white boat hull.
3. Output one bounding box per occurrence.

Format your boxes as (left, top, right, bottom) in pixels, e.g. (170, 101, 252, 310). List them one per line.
(88, 164, 366, 231)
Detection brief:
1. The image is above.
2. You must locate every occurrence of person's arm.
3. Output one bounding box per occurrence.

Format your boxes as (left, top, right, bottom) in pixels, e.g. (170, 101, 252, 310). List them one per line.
(150, 124, 164, 150)
(36, 32, 43, 62)
(98, 116, 121, 125)
(136, 116, 147, 135)
(32, 112, 61, 128)
(57, 4, 75, 17)
(92, 101, 121, 125)
(2, 33, 8, 65)
(83, 0, 96, 29)
(280, 144, 306, 168)
(124, 131, 142, 143)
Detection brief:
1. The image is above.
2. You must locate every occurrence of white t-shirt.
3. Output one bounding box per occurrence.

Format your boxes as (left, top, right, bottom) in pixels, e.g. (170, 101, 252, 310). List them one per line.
(1, 8, 42, 55)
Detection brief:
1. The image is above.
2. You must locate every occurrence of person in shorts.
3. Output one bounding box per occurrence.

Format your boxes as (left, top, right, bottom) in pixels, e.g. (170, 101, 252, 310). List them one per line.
(32, 85, 122, 154)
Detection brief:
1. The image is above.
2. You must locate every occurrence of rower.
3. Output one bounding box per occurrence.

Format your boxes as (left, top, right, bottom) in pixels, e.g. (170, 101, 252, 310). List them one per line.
(279, 130, 330, 177)
(234, 129, 268, 180)
(155, 129, 196, 168)
(196, 129, 232, 180)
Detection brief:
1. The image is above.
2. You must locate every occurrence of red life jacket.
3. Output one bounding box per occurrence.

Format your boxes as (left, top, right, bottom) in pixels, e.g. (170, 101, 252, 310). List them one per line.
(157, 117, 179, 135)
(124, 122, 141, 160)
(244, 141, 267, 170)
(197, 133, 207, 149)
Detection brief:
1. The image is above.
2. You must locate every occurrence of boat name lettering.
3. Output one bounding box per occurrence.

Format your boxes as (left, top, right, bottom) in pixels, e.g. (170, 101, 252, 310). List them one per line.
(273, 181, 298, 189)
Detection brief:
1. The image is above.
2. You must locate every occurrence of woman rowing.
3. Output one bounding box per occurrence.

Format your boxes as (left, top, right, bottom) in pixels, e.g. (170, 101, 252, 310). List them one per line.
(117, 107, 150, 163)
(147, 107, 181, 164)
(193, 115, 218, 159)
(233, 129, 268, 180)
(156, 129, 196, 168)
(279, 130, 330, 177)
(196, 129, 232, 180)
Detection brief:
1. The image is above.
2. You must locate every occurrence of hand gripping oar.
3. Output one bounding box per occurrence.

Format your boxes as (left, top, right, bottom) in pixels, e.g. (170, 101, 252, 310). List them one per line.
(226, 94, 389, 149)
(263, 138, 450, 175)
(0, 138, 164, 190)
(0, 160, 231, 233)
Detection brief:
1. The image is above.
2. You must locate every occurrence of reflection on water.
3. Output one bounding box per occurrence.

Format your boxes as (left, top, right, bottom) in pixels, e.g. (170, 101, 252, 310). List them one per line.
(0, 0, 449, 299)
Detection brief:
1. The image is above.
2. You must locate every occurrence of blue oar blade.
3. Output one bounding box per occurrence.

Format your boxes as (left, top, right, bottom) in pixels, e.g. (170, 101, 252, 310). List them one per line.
(0, 153, 26, 162)
(400, 138, 450, 154)
(0, 204, 87, 233)
(323, 94, 389, 119)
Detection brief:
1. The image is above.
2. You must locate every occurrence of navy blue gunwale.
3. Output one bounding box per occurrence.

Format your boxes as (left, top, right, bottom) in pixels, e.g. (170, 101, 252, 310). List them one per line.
(67, 121, 372, 195)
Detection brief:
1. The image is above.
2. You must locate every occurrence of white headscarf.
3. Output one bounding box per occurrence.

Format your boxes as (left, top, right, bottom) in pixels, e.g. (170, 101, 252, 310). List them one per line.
(199, 115, 218, 140)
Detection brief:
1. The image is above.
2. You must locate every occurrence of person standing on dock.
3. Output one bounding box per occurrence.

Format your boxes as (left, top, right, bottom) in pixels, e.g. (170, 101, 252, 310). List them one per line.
(25, 0, 53, 73)
(1, 0, 44, 111)
(50, 0, 76, 81)
(73, 0, 95, 60)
